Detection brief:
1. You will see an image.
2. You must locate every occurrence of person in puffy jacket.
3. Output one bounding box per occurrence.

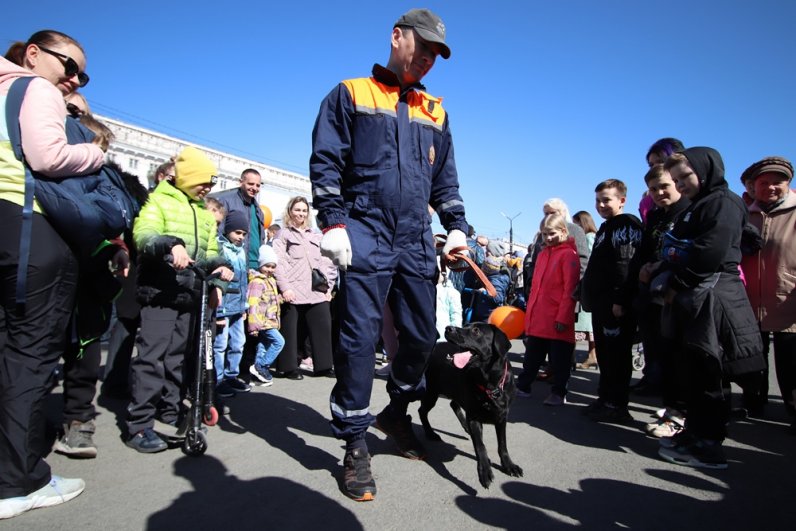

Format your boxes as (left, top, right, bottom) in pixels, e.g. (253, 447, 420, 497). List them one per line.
(212, 210, 252, 398)
(125, 146, 232, 454)
(516, 214, 579, 406)
(0, 30, 104, 518)
(247, 245, 284, 386)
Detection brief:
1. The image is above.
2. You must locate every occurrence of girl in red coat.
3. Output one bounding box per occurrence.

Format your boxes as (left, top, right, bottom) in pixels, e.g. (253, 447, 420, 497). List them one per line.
(516, 214, 580, 405)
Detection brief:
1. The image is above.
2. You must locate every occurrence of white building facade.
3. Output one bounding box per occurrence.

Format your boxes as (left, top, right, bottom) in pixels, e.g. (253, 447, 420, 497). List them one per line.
(98, 114, 311, 225)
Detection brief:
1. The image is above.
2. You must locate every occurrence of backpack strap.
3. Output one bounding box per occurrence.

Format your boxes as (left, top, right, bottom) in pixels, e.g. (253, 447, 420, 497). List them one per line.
(5, 76, 37, 312)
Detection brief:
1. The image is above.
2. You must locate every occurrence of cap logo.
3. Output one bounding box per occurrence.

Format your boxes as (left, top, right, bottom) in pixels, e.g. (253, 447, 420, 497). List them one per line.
(436, 22, 446, 38)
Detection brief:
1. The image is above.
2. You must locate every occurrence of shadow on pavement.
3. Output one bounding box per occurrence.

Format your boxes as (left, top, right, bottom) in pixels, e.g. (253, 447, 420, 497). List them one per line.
(147, 454, 363, 530)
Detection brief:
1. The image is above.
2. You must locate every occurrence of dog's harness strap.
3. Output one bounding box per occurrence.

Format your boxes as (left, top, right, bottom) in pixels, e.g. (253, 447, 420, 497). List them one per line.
(434, 234, 497, 298)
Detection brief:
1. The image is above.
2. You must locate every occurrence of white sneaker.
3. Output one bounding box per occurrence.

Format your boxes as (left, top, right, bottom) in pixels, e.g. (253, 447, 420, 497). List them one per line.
(645, 419, 684, 438)
(299, 358, 314, 372)
(0, 475, 85, 520)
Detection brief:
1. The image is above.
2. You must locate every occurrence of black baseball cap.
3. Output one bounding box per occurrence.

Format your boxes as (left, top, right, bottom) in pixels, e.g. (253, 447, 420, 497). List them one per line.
(394, 8, 450, 59)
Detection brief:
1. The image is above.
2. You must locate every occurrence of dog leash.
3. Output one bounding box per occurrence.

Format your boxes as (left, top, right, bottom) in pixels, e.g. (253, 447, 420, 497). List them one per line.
(434, 234, 497, 298)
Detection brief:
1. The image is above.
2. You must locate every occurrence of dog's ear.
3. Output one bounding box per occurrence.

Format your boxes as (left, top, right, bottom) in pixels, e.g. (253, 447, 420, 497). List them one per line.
(490, 325, 511, 358)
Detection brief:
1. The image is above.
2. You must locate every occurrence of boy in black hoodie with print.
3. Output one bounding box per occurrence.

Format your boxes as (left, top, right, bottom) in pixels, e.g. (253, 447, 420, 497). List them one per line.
(581, 179, 642, 423)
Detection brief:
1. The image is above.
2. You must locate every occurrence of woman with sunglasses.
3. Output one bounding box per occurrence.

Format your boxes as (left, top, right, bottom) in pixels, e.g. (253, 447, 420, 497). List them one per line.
(0, 30, 104, 519)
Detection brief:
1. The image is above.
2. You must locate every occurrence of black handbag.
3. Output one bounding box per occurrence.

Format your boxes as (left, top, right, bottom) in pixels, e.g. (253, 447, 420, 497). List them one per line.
(311, 267, 329, 293)
(304, 248, 329, 293)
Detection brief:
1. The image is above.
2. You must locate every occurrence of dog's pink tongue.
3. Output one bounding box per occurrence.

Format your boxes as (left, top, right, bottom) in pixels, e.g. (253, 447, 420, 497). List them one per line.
(452, 351, 472, 369)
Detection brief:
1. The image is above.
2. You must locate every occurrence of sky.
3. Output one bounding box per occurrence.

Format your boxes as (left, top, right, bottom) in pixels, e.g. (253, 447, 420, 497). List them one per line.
(4, 1, 796, 247)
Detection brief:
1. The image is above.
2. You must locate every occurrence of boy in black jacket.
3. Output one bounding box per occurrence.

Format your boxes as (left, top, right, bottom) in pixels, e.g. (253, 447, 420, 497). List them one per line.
(581, 179, 642, 423)
(632, 164, 690, 437)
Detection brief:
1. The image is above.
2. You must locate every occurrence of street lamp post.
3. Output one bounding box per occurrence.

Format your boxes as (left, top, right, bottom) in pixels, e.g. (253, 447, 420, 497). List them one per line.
(501, 211, 522, 253)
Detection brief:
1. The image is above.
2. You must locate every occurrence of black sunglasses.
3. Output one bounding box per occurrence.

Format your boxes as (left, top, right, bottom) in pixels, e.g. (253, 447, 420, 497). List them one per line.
(37, 46, 90, 87)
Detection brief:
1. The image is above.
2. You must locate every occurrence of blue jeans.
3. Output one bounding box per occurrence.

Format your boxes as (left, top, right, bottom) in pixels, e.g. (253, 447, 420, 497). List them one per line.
(213, 313, 245, 380)
(255, 328, 285, 368)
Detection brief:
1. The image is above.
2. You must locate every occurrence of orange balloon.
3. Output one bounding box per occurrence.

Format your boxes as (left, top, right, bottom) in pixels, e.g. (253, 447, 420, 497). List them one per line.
(260, 205, 272, 228)
(488, 305, 525, 340)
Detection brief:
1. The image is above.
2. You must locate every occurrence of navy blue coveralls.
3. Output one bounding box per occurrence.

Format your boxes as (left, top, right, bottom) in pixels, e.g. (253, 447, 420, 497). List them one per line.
(310, 64, 469, 443)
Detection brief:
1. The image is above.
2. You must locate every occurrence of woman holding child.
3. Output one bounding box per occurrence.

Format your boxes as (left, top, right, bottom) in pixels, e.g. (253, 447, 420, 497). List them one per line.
(0, 29, 103, 519)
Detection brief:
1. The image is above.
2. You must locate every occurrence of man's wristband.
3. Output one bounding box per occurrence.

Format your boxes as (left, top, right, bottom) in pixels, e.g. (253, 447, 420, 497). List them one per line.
(322, 224, 346, 234)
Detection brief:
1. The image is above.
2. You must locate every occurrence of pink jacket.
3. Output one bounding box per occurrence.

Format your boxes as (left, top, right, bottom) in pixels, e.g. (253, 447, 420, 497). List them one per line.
(0, 57, 104, 179)
(273, 225, 337, 305)
(524, 238, 579, 343)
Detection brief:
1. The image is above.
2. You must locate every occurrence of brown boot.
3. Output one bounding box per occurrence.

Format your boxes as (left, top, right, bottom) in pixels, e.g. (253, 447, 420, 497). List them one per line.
(577, 349, 598, 370)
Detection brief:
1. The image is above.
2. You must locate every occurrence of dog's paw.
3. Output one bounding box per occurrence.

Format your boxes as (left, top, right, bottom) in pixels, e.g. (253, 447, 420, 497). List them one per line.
(503, 462, 523, 478)
(478, 465, 494, 489)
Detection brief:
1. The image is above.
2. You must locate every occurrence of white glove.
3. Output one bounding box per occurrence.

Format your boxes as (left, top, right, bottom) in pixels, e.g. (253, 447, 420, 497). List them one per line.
(320, 227, 352, 270)
(441, 229, 469, 258)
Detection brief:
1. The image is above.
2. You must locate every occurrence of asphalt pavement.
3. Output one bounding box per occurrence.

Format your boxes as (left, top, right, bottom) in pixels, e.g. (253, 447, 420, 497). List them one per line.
(5, 341, 796, 530)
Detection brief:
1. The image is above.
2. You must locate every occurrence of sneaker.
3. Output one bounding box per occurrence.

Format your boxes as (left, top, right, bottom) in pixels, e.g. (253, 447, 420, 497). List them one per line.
(375, 363, 391, 377)
(249, 364, 274, 386)
(224, 378, 251, 393)
(299, 358, 314, 372)
(216, 380, 235, 398)
(0, 475, 85, 520)
(126, 428, 167, 453)
(373, 408, 426, 460)
(587, 404, 632, 423)
(53, 420, 97, 458)
(543, 393, 566, 406)
(342, 448, 376, 501)
(659, 429, 697, 449)
(645, 419, 684, 438)
(658, 439, 728, 470)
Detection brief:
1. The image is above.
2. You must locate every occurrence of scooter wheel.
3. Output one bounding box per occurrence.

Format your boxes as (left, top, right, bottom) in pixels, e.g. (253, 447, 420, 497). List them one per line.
(203, 406, 219, 426)
(182, 428, 208, 457)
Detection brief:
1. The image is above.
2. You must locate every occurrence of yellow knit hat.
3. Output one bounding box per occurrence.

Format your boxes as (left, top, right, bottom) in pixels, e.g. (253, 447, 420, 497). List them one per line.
(174, 146, 217, 193)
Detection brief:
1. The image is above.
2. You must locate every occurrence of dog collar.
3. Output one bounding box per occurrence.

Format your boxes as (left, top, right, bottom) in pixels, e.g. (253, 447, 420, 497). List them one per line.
(477, 358, 510, 401)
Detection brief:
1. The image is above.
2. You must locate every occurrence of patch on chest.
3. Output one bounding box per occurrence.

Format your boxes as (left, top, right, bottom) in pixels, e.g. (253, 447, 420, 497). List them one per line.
(428, 145, 436, 166)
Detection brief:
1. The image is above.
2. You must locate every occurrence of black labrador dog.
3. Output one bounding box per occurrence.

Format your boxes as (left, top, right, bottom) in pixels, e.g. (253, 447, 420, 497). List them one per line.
(419, 323, 523, 488)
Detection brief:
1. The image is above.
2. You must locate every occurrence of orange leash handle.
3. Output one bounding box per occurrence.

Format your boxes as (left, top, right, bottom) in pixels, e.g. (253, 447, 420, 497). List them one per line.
(434, 234, 497, 298)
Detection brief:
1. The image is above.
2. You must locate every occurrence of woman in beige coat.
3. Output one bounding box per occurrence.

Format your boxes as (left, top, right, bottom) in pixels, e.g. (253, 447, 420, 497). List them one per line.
(741, 157, 796, 432)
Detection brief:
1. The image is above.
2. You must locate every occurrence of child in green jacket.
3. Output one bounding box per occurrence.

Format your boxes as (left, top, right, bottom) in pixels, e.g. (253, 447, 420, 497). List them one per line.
(125, 146, 232, 453)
